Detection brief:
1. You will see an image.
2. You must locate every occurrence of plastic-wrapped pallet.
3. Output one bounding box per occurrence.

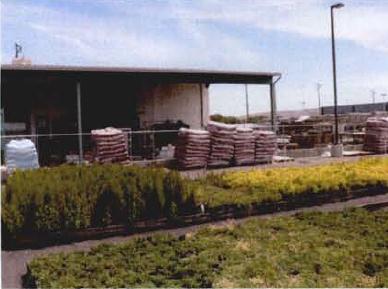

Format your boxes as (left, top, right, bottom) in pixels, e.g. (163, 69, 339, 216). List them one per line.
(208, 121, 236, 167)
(254, 130, 277, 163)
(174, 128, 210, 169)
(91, 127, 130, 165)
(233, 127, 255, 166)
(5, 139, 39, 170)
(364, 117, 388, 154)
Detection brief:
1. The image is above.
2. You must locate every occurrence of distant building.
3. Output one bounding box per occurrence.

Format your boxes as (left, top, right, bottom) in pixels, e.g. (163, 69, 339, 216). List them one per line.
(321, 102, 388, 115)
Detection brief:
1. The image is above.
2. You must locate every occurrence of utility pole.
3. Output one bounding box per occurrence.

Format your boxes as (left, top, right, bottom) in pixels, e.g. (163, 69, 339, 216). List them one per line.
(301, 97, 306, 110)
(371, 89, 376, 104)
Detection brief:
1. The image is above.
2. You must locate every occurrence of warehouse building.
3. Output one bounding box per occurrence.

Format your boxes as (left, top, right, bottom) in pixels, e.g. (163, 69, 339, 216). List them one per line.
(1, 64, 280, 163)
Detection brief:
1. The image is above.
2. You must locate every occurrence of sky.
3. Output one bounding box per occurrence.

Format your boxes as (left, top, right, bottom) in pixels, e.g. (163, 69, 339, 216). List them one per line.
(2, 0, 388, 116)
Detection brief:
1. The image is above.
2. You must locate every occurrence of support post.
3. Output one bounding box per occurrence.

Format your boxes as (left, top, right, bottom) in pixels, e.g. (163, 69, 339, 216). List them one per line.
(199, 83, 204, 128)
(270, 81, 277, 132)
(245, 84, 249, 123)
(76, 81, 84, 164)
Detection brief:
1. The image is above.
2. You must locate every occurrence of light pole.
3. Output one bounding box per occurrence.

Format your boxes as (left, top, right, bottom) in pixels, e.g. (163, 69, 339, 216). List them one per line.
(330, 2, 344, 154)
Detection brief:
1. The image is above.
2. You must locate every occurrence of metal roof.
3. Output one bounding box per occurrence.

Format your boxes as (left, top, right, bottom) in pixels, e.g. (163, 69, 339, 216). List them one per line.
(1, 64, 281, 84)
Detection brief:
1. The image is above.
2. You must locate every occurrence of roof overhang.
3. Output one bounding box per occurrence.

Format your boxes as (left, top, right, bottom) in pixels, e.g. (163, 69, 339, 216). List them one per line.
(1, 64, 281, 85)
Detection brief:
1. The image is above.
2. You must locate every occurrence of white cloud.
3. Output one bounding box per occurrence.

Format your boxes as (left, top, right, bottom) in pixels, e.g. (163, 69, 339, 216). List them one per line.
(1, 0, 267, 69)
(3, 0, 387, 67)
(165, 0, 388, 54)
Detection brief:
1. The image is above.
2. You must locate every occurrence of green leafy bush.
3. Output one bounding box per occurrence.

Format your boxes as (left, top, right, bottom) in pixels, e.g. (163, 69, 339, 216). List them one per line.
(26, 209, 388, 288)
(3, 158, 388, 240)
(2, 165, 197, 238)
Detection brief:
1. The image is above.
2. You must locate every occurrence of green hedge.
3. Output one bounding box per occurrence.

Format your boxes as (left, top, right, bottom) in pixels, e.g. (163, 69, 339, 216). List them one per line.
(25, 209, 388, 288)
(3, 158, 388, 240)
(2, 165, 197, 238)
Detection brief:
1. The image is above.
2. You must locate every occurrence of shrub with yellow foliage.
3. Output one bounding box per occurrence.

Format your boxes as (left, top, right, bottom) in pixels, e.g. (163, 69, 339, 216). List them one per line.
(197, 157, 388, 207)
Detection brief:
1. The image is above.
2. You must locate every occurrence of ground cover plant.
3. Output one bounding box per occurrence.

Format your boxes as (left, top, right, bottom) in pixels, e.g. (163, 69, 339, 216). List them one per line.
(196, 157, 388, 207)
(25, 208, 388, 288)
(2, 165, 197, 238)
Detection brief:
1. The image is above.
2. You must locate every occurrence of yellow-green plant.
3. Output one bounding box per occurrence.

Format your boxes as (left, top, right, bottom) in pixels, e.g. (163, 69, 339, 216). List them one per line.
(198, 157, 388, 207)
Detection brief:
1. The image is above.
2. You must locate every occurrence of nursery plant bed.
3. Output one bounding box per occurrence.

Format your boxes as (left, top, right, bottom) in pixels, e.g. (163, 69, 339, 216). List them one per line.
(3, 158, 388, 249)
(23, 208, 388, 288)
(4, 186, 387, 250)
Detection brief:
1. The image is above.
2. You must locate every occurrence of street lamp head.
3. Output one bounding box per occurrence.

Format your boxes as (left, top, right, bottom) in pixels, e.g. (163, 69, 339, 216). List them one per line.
(331, 3, 345, 9)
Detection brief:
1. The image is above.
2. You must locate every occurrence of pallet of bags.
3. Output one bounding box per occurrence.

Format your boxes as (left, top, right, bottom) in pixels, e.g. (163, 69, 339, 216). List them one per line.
(254, 130, 277, 164)
(364, 117, 388, 154)
(207, 121, 236, 167)
(91, 127, 130, 165)
(174, 128, 210, 169)
(5, 139, 39, 171)
(233, 127, 255, 166)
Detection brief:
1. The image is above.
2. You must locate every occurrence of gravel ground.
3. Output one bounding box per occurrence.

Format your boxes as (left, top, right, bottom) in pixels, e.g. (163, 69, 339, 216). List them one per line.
(2, 192, 388, 289)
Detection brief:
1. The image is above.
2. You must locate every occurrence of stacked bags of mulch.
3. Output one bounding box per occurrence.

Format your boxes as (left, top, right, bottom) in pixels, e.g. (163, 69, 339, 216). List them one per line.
(233, 127, 255, 166)
(254, 130, 277, 163)
(174, 128, 210, 169)
(5, 139, 39, 170)
(364, 117, 388, 153)
(1, 166, 7, 182)
(208, 121, 236, 167)
(91, 127, 130, 165)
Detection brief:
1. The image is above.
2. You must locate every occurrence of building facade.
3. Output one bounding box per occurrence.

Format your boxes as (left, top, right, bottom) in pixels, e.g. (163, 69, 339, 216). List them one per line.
(1, 64, 280, 164)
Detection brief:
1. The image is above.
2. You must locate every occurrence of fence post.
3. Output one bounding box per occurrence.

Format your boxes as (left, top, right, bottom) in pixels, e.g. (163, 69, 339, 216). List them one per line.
(76, 81, 84, 164)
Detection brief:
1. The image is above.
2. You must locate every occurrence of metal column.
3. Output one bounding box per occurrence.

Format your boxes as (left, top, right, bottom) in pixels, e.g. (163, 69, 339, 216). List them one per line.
(245, 84, 249, 123)
(199, 83, 204, 128)
(270, 82, 277, 132)
(76, 81, 84, 164)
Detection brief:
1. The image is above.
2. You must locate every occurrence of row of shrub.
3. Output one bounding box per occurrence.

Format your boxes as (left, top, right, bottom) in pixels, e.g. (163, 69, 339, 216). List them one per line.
(25, 209, 388, 288)
(196, 157, 388, 207)
(2, 165, 197, 238)
(3, 157, 388, 239)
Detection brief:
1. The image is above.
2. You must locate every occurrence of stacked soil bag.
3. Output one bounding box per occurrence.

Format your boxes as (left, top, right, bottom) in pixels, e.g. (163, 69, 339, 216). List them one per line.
(1, 166, 7, 182)
(254, 130, 277, 163)
(233, 127, 255, 166)
(208, 121, 236, 167)
(174, 128, 210, 169)
(5, 139, 39, 170)
(364, 117, 388, 153)
(91, 127, 130, 165)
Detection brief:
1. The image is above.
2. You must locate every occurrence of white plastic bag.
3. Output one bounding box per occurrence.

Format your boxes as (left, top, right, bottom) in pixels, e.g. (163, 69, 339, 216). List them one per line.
(5, 139, 39, 170)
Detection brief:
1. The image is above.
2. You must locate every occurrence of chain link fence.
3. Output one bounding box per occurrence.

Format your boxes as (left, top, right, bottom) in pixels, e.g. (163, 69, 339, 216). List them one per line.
(1, 123, 386, 168)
